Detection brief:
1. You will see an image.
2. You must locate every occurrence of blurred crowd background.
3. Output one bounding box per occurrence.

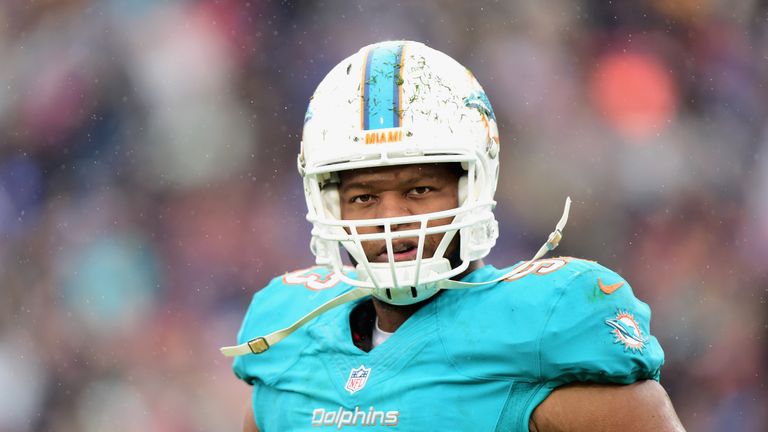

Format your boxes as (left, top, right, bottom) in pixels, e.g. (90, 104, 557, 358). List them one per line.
(0, 0, 766, 430)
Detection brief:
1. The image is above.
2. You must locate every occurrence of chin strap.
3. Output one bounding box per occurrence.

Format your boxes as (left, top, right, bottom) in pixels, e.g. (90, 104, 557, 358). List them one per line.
(220, 197, 572, 357)
(219, 287, 369, 357)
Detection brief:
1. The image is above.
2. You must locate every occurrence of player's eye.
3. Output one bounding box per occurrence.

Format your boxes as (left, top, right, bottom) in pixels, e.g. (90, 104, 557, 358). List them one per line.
(351, 194, 375, 204)
(408, 186, 432, 196)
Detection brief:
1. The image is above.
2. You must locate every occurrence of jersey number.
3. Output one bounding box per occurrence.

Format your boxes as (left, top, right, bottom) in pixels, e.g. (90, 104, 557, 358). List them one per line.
(504, 258, 569, 281)
(283, 267, 343, 291)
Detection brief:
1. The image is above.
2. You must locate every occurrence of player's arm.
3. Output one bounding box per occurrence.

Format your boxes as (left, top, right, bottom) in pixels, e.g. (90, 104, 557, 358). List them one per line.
(243, 401, 260, 432)
(529, 380, 685, 432)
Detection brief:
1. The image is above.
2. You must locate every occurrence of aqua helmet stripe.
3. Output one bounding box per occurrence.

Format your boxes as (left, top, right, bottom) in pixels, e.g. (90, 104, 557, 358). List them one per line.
(362, 41, 405, 130)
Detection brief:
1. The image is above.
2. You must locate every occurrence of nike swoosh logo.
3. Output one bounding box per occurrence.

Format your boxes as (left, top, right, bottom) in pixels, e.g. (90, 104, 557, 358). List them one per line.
(598, 278, 624, 294)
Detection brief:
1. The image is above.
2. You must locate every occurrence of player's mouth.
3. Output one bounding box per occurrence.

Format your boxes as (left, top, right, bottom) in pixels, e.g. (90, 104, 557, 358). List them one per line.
(374, 240, 419, 262)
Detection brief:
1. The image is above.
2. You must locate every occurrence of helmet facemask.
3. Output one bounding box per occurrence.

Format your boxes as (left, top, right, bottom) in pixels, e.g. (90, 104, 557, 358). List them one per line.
(304, 156, 498, 305)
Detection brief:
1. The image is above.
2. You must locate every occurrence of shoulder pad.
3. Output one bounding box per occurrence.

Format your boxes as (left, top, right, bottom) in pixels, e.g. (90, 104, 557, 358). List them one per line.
(436, 258, 587, 380)
(232, 267, 352, 385)
(437, 258, 663, 383)
(536, 259, 664, 384)
(499, 256, 598, 284)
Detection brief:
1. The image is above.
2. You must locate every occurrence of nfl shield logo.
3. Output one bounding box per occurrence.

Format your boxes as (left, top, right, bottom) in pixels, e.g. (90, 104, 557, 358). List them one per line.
(345, 365, 371, 394)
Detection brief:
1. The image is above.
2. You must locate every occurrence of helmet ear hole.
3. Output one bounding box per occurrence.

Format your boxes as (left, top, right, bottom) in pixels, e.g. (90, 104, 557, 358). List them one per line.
(321, 184, 341, 219)
(458, 175, 468, 206)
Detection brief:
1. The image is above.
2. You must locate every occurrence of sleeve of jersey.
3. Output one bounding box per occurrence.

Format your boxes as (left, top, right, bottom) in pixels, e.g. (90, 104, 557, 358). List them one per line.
(537, 265, 664, 386)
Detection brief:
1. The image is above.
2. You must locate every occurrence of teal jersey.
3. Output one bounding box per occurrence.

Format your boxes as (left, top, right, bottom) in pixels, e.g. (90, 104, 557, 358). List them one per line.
(232, 258, 664, 431)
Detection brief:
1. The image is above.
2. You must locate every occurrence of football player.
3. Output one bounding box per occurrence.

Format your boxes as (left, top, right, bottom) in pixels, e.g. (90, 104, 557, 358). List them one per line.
(222, 41, 684, 431)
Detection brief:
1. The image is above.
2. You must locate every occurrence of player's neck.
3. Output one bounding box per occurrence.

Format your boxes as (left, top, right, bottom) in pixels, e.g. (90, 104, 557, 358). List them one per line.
(373, 260, 484, 332)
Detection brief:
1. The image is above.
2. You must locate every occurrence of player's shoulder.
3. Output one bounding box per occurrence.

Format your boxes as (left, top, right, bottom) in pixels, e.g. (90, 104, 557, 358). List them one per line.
(493, 256, 635, 304)
(436, 257, 648, 381)
(252, 265, 355, 307)
(434, 258, 585, 379)
(233, 266, 353, 385)
(497, 256, 621, 288)
(525, 257, 665, 384)
(241, 266, 353, 329)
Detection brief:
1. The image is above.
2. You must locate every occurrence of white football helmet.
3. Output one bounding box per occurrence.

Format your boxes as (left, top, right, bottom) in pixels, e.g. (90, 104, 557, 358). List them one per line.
(299, 40, 500, 305)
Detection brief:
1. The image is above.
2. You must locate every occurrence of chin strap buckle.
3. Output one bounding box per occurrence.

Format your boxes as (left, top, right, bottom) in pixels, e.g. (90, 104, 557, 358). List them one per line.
(220, 287, 370, 357)
(529, 196, 571, 263)
(247, 337, 270, 354)
(546, 230, 562, 250)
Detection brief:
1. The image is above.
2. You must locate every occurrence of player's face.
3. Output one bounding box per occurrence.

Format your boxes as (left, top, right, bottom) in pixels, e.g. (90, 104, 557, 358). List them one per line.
(338, 163, 461, 264)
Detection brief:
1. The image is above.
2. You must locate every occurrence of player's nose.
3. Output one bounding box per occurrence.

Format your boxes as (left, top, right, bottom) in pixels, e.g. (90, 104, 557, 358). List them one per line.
(375, 194, 417, 231)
